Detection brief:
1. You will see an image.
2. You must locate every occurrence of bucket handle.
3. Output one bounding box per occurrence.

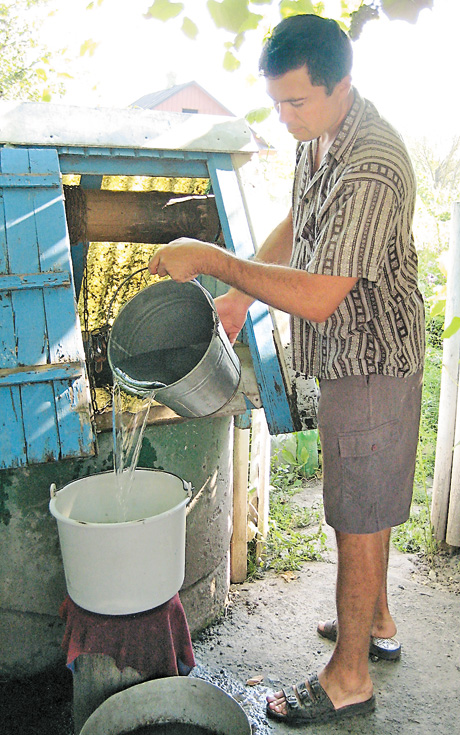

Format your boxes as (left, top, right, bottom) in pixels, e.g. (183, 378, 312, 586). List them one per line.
(182, 480, 193, 502)
(106, 266, 150, 325)
(108, 271, 218, 329)
(190, 279, 220, 330)
(50, 483, 57, 499)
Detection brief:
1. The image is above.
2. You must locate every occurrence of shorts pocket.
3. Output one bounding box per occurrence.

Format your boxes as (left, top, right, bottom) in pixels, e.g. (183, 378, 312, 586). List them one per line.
(338, 419, 401, 459)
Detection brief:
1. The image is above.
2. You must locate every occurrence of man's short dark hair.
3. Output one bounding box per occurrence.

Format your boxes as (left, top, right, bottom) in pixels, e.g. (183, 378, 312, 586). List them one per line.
(259, 14, 353, 95)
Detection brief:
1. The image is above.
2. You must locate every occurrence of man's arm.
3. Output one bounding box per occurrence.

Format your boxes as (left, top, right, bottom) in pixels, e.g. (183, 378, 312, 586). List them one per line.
(210, 211, 295, 341)
(149, 210, 357, 324)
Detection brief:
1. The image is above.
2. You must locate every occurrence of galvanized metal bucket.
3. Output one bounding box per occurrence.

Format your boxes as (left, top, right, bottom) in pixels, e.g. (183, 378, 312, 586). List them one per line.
(79, 676, 251, 735)
(107, 279, 241, 418)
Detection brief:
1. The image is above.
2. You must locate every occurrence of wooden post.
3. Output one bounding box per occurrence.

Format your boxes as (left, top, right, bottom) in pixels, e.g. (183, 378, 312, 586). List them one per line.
(230, 426, 250, 583)
(446, 377, 460, 545)
(249, 409, 271, 563)
(431, 202, 460, 542)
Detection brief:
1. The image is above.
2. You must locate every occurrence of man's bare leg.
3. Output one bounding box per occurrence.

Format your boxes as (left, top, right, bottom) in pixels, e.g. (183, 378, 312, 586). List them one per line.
(267, 528, 389, 715)
(371, 526, 397, 638)
(318, 526, 397, 641)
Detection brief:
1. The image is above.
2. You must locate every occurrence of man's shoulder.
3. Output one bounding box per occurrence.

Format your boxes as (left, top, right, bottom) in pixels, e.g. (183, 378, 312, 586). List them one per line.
(345, 98, 415, 190)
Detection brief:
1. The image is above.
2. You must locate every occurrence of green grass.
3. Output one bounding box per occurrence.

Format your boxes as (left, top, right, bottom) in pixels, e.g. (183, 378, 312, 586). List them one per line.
(247, 461, 327, 578)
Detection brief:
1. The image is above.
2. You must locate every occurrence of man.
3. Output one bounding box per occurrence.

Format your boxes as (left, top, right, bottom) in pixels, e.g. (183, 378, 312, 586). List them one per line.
(149, 14, 425, 725)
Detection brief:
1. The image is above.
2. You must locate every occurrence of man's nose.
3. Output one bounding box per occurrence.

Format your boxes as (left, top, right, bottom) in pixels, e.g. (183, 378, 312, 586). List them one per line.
(276, 102, 295, 125)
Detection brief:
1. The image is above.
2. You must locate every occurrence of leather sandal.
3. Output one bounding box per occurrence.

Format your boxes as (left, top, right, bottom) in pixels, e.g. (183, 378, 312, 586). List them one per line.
(318, 618, 402, 660)
(266, 673, 376, 724)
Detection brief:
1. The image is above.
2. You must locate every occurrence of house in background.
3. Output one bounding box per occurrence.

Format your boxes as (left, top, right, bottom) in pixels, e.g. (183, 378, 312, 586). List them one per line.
(131, 80, 271, 154)
(131, 81, 235, 116)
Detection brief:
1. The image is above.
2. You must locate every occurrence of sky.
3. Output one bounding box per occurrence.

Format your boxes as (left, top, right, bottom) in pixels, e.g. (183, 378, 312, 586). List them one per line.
(36, 0, 459, 148)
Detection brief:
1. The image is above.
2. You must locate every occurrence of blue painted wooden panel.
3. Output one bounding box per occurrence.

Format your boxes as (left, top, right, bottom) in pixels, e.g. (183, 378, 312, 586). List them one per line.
(0, 147, 95, 468)
(0, 388, 27, 468)
(21, 382, 60, 463)
(207, 153, 294, 435)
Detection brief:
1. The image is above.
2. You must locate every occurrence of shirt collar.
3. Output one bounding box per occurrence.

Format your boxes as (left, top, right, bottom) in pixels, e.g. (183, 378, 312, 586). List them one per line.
(327, 87, 366, 164)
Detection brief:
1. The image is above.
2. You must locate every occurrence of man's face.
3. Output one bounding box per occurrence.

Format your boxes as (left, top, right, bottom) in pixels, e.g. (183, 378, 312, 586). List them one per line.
(266, 66, 350, 142)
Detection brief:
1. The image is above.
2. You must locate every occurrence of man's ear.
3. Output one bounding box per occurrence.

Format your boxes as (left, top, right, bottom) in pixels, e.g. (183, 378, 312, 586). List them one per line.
(336, 75, 352, 98)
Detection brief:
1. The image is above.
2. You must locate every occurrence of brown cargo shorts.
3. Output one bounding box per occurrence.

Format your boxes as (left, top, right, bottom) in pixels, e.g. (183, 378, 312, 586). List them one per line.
(317, 371, 423, 534)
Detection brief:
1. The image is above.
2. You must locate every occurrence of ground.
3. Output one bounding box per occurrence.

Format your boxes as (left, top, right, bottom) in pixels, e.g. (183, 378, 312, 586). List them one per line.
(2, 480, 460, 734)
(192, 481, 460, 734)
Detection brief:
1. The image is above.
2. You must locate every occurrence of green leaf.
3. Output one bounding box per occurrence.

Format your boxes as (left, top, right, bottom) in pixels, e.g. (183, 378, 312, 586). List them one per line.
(245, 106, 272, 124)
(381, 0, 433, 24)
(35, 68, 47, 81)
(145, 0, 184, 22)
(441, 316, 460, 339)
(429, 299, 446, 318)
(80, 39, 99, 57)
(41, 89, 52, 102)
(279, 0, 315, 19)
(207, 0, 262, 34)
(223, 49, 241, 71)
(181, 16, 198, 39)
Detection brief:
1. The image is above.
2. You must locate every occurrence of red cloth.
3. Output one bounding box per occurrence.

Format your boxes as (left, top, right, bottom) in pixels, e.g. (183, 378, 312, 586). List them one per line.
(60, 594, 195, 677)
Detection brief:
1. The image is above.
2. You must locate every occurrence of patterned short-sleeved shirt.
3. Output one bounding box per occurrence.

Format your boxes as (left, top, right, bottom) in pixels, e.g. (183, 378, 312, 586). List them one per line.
(290, 88, 425, 379)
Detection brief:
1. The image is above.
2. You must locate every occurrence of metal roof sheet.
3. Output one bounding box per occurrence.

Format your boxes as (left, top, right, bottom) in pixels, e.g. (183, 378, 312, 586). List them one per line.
(0, 101, 256, 154)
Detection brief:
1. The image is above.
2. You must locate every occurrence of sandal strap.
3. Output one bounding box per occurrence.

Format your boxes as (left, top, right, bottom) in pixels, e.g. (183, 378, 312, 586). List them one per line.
(307, 674, 334, 707)
(282, 685, 302, 711)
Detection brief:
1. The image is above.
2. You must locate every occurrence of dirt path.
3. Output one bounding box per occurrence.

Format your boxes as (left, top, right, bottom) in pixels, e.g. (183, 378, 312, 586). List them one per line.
(193, 483, 460, 735)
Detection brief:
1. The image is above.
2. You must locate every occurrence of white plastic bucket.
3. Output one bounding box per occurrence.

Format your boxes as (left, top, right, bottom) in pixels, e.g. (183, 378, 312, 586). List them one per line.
(49, 470, 191, 615)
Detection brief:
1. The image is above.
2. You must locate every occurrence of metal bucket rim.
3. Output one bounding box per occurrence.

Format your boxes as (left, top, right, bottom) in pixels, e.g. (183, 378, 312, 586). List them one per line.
(49, 469, 191, 528)
(80, 675, 251, 735)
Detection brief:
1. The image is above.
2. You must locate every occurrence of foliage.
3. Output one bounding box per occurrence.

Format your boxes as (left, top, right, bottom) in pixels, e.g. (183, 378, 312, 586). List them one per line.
(247, 456, 327, 578)
(0, 0, 66, 100)
(392, 443, 438, 557)
(411, 136, 460, 339)
(142, 0, 433, 69)
(416, 343, 442, 482)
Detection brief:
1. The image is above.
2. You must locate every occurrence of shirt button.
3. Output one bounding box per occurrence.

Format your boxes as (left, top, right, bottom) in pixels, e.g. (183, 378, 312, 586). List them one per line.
(371, 444, 378, 452)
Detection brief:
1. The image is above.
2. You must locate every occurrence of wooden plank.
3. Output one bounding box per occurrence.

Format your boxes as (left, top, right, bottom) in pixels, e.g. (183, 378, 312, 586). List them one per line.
(55, 378, 95, 459)
(0, 147, 95, 467)
(0, 173, 60, 188)
(446, 370, 460, 546)
(250, 409, 270, 562)
(231, 426, 250, 583)
(59, 154, 209, 179)
(432, 203, 460, 541)
(0, 190, 6, 272)
(207, 152, 295, 435)
(0, 272, 70, 290)
(0, 362, 84, 386)
(0, 181, 17, 370)
(29, 149, 94, 459)
(0, 291, 17, 369)
(21, 382, 60, 463)
(32, 150, 84, 366)
(0, 386, 27, 468)
(1, 148, 48, 367)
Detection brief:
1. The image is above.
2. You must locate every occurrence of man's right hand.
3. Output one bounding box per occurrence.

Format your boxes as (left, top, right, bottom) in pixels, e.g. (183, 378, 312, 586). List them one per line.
(214, 290, 252, 345)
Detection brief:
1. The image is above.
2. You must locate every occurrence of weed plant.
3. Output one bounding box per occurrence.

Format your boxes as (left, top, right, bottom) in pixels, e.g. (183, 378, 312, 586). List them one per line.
(248, 459, 327, 578)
